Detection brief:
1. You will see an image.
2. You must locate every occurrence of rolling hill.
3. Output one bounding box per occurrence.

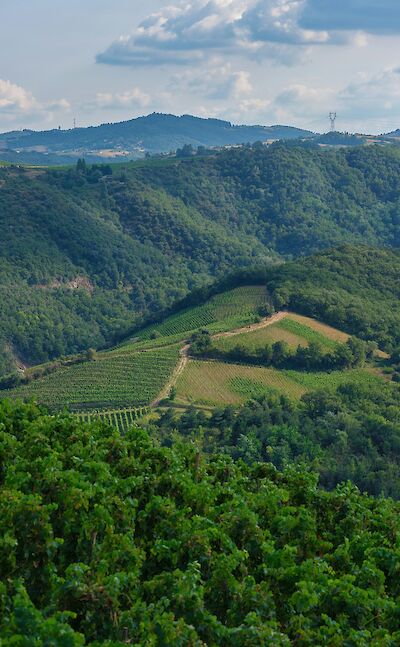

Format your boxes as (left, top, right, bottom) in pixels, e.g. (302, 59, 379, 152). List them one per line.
(2, 144, 400, 375)
(0, 112, 313, 164)
(0, 281, 387, 417)
(3, 274, 400, 501)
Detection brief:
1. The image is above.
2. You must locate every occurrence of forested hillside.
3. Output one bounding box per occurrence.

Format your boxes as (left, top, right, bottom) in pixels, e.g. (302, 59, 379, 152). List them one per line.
(2, 400, 400, 645)
(266, 246, 400, 351)
(2, 144, 400, 373)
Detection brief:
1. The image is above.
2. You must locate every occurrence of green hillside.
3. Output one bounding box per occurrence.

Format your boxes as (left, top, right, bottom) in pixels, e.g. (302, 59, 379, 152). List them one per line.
(4, 346, 180, 412)
(1, 286, 269, 411)
(3, 144, 400, 374)
(2, 283, 387, 419)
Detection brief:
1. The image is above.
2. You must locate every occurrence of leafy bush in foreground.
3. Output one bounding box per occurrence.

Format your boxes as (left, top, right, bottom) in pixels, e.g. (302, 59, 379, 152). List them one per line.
(1, 400, 400, 645)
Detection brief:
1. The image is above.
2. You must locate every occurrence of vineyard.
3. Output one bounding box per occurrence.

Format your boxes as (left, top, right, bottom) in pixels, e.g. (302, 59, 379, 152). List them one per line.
(127, 286, 269, 346)
(0, 285, 270, 413)
(0, 284, 385, 414)
(213, 313, 346, 354)
(176, 359, 306, 404)
(3, 346, 179, 411)
(74, 406, 149, 432)
(176, 359, 383, 406)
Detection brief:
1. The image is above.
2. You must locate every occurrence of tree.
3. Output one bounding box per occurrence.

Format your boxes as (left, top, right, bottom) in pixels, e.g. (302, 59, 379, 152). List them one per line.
(176, 144, 194, 158)
(347, 337, 367, 367)
(272, 340, 290, 366)
(76, 158, 87, 174)
(190, 330, 212, 355)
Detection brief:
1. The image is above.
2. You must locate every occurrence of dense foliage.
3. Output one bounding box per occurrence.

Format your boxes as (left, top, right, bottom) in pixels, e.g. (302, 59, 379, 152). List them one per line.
(194, 332, 370, 372)
(2, 401, 400, 645)
(266, 246, 400, 351)
(156, 378, 400, 499)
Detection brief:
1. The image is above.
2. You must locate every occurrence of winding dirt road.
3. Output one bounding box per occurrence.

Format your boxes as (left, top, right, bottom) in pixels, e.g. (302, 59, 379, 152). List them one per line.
(151, 311, 287, 407)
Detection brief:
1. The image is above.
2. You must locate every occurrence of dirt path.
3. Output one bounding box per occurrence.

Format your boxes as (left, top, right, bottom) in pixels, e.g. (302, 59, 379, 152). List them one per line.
(151, 344, 190, 406)
(151, 311, 287, 407)
(212, 311, 287, 341)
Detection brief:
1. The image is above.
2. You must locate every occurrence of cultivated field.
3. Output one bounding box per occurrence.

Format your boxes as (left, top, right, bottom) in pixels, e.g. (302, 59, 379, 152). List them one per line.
(176, 359, 383, 406)
(287, 313, 349, 343)
(4, 346, 179, 411)
(74, 406, 149, 432)
(125, 286, 269, 347)
(176, 359, 306, 405)
(213, 313, 345, 354)
(1, 285, 385, 414)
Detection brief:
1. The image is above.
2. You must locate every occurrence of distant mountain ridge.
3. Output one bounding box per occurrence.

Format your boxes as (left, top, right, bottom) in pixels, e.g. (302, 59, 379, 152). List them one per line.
(0, 112, 314, 164)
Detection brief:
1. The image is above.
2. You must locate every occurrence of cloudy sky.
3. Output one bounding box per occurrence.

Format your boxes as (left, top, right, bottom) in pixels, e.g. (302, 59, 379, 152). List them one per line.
(1, 0, 400, 134)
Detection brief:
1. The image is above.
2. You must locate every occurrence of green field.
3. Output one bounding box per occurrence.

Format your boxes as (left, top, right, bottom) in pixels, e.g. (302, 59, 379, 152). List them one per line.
(3, 346, 179, 411)
(176, 359, 383, 406)
(126, 286, 268, 346)
(0, 284, 384, 413)
(1, 285, 269, 412)
(213, 313, 346, 354)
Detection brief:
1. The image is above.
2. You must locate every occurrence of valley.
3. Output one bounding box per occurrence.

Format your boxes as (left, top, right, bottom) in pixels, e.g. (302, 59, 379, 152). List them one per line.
(3, 143, 400, 378)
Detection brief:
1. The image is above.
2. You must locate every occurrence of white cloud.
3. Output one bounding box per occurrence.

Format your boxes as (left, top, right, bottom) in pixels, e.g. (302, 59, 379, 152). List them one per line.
(0, 79, 70, 126)
(170, 62, 253, 100)
(96, 0, 341, 68)
(89, 88, 151, 110)
(0, 79, 40, 115)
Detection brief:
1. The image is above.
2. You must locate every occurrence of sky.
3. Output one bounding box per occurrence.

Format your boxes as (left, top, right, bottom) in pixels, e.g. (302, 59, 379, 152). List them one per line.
(1, 0, 400, 134)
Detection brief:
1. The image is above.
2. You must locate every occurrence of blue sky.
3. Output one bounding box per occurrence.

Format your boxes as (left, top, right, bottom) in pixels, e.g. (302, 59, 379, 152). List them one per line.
(1, 0, 400, 133)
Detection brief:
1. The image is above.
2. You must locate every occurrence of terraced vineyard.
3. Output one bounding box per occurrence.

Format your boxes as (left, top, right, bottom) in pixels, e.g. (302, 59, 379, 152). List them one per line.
(75, 406, 149, 432)
(3, 346, 179, 411)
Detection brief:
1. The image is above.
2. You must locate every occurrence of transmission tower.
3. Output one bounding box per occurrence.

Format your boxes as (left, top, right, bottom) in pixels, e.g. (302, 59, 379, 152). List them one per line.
(329, 112, 337, 132)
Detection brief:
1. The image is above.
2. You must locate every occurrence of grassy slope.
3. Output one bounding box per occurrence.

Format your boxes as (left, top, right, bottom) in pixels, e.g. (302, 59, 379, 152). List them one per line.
(175, 359, 381, 406)
(212, 312, 348, 353)
(2, 286, 268, 411)
(3, 286, 385, 412)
